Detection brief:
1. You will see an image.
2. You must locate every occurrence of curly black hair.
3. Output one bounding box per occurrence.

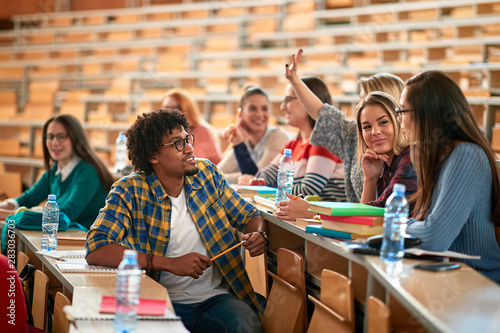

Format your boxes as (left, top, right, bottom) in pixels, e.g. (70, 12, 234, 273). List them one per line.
(125, 108, 190, 174)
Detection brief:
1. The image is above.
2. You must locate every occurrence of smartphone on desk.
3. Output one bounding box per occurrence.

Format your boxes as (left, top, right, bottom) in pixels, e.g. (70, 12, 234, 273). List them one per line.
(413, 263, 461, 272)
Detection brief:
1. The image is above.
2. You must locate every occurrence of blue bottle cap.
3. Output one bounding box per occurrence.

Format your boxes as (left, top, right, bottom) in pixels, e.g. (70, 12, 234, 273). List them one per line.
(393, 184, 406, 194)
(283, 148, 292, 156)
(48, 194, 56, 201)
(123, 249, 138, 259)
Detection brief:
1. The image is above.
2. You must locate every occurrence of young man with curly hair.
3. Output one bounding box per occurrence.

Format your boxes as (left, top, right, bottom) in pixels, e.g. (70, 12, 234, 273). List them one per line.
(85, 109, 268, 333)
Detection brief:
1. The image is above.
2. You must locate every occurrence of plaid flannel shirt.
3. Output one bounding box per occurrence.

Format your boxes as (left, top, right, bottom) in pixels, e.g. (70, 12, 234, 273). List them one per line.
(86, 159, 262, 315)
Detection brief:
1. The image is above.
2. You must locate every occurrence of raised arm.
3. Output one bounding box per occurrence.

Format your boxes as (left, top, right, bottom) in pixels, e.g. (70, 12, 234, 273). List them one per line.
(285, 49, 324, 120)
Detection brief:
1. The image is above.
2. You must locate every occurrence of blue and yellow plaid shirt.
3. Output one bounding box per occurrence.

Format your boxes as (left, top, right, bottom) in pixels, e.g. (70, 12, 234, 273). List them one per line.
(86, 159, 262, 315)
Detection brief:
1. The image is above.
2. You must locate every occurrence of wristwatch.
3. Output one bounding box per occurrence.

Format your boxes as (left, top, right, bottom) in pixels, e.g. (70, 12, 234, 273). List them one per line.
(256, 230, 270, 247)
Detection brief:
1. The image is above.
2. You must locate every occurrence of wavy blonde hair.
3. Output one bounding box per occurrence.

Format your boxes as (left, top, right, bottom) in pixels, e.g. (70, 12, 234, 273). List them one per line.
(359, 73, 404, 100)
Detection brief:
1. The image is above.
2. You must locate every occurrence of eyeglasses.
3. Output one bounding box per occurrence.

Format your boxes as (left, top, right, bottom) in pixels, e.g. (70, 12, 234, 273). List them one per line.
(45, 133, 68, 142)
(395, 107, 414, 118)
(159, 133, 194, 152)
(283, 96, 298, 104)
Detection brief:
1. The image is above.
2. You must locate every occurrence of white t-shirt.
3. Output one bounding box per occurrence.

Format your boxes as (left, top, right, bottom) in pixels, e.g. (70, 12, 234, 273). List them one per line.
(159, 188, 230, 304)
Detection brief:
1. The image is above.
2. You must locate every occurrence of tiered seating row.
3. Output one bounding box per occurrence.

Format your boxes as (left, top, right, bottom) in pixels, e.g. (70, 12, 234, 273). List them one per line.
(0, 0, 499, 186)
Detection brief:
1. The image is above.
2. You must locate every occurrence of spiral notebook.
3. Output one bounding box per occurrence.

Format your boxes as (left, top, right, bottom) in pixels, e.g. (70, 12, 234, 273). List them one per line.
(64, 304, 182, 322)
(56, 260, 118, 273)
(37, 250, 86, 261)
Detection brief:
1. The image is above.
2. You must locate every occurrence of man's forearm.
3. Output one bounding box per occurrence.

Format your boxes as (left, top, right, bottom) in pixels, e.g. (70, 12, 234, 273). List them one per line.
(86, 243, 149, 269)
(245, 215, 268, 234)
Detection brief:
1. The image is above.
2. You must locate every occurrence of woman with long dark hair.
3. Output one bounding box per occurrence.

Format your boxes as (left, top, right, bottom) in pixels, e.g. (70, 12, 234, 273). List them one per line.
(0, 114, 113, 229)
(239, 77, 347, 220)
(400, 70, 500, 283)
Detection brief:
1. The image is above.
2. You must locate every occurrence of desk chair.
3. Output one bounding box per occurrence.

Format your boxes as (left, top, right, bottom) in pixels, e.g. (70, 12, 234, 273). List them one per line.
(17, 251, 31, 301)
(245, 250, 268, 298)
(262, 248, 306, 333)
(262, 271, 304, 333)
(367, 296, 390, 333)
(52, 292, 71, 333)
(32, 270, 49, 331)
(17, 252, 29, 275)
(307, 269, 354, 333)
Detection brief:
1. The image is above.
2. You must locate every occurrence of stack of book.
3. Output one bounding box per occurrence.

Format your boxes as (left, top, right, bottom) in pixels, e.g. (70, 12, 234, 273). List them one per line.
(236, 185, 277, 198)
(304, 202, 385, 240)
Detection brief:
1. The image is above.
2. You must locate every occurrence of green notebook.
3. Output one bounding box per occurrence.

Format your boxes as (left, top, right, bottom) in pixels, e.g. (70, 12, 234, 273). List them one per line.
(308, 202, 385, 216)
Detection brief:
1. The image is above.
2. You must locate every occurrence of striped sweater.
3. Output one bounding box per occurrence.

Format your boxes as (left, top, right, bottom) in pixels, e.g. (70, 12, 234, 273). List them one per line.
(256, 139, 346, 202)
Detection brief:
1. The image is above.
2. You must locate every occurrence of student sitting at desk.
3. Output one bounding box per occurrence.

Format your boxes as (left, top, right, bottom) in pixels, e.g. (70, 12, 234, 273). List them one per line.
(238, 77, 347, 206)
(0, 114, 113, 230)
(218, 86, 290, 184)
(400, 70, 500, 283)
(277, 52, 416, 220)
(86, 109, 268, 333)
(285, 49, 407, 203)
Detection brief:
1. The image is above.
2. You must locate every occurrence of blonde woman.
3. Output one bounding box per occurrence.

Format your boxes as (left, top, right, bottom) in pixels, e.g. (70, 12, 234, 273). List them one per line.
(355, 92, 416, 207)
(285, 49, 405, 202)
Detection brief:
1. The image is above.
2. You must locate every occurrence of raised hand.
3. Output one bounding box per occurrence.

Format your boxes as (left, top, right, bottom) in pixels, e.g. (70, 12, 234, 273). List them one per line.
(285, 49, 303, 83)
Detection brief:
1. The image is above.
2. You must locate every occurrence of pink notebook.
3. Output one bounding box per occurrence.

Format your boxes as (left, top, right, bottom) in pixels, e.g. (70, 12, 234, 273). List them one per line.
(99, 296, 166, 316)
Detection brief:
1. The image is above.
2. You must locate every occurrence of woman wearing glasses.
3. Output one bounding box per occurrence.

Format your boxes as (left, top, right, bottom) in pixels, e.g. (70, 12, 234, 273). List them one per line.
(238, 77, 347, 219)
(218, 86, 290, 184)
(0, 114, 114, 229)
(401, 71, 500, 283)
(162, 88, 223, 164)
(284, 49, 416, 208)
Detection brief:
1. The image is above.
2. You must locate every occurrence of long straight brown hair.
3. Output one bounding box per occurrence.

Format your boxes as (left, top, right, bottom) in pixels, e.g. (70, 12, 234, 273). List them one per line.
(42, 114, 114, 191)
(405, 71, 500, 224)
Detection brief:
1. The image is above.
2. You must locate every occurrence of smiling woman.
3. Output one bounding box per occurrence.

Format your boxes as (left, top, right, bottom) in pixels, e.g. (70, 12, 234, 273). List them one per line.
(355, 92, 417, 209)
(217, 86, 290, 184)
(238, 77, 347, 221)
(0, 114, 114, 230)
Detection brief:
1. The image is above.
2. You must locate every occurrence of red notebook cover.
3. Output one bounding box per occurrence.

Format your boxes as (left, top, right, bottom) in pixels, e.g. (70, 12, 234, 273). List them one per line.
(99, 296, 166, 316)
(319, 214, 384, 226)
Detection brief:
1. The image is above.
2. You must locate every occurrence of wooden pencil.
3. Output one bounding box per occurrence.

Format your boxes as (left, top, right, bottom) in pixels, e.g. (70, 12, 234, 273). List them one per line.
(211, 241, 245, 261)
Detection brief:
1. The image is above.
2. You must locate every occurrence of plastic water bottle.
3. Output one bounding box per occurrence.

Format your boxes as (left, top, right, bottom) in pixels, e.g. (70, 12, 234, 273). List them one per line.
(115, 132, 128, 172)
(380, 184, 409, 264)
(114, 250, 142, 333)
(275, 148, 295, 208)
(41, 194, 59, 251)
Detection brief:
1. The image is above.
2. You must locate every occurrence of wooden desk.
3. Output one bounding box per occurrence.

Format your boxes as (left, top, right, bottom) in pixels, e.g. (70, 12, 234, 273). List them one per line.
(14, 228, 188, 333)
(255, 203, 500, 333)
(364, 256, 500, 333)
(16, 228, 88, 295)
